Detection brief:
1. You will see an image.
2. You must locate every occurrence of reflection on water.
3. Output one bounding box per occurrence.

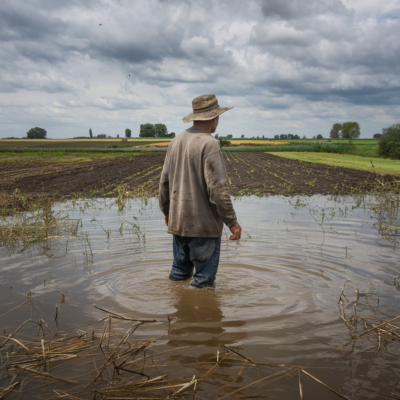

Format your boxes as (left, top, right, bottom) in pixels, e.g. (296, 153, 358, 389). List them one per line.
(0, 195, 399, 399)
(168, 284, 229, 347)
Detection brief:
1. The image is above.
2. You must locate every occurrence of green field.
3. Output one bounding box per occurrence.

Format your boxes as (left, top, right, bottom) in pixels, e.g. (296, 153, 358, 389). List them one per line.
(0, 151, 141, 162)
(0, 138, 378, 155)
(0, 139, 168, 148)
(269, 152, 400, 175)
(230, 138, 377, 143)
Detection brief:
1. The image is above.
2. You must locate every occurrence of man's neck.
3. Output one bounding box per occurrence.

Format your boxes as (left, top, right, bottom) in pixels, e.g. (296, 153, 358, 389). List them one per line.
(192, 123, 212, 133)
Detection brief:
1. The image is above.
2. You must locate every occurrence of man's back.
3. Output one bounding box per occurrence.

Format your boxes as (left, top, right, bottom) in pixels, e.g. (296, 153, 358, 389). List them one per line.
(159, 126, 237, 237)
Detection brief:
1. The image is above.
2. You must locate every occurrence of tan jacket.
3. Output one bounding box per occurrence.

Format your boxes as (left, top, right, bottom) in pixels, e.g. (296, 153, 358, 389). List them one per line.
(159, 127, 237, 237)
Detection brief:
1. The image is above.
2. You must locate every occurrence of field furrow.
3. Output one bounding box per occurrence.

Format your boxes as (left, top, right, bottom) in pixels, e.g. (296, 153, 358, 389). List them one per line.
(1, 151, 395, 212)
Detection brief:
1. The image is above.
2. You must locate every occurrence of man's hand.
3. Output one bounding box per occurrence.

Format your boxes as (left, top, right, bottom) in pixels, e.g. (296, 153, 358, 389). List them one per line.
(164, 214, 168, 227)
(229, 222, 242, 240)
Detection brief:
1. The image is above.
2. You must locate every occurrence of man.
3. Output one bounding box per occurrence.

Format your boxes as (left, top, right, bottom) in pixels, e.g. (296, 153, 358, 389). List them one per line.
(159, 94, 242, 288)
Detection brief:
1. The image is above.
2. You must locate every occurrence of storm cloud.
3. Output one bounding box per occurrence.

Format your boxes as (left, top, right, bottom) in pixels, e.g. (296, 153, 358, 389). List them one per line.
(0, 0, 399, 138)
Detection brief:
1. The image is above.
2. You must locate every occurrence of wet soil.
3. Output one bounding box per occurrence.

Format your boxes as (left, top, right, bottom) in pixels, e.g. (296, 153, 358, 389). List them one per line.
(0, 152, 395, 209)
(0, 153, 165, 205)
(224, 152, 391, 195)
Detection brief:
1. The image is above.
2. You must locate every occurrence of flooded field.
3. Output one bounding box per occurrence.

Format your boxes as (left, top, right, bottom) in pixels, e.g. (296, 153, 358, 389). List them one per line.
(1, 195, 399, 399)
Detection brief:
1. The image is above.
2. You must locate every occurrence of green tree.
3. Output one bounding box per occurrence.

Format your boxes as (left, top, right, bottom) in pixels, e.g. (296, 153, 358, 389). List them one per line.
(316, 134, 323, 139)
(154, 123, 168, 137)
(330, 123, 342, 139)
(89, 128, 93, 138)
(341, 122, 360, 142)
(215, 134, 219, 139)
(241, 134, 244, 138)
(139, 123, 155, 137)
(169, 132, 176, 138)
(125, 128, 132, 138)
(378, 124, 400, 159)
(27, 127, 47, 139)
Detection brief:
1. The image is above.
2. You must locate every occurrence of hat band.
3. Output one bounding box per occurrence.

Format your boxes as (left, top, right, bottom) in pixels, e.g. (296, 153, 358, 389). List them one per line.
(193, 102, 219, 114)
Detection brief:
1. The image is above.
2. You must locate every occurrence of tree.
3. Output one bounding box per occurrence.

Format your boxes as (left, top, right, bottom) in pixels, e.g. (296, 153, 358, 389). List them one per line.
(241, 134, 244, 138)
(227, 134, 233, 139)
(125, 128, 132, 138)
(89, 128, 93, 138)
(27, 127, 47, 139)
(274, 135, 279, 139)
(373, 133, 382, 139)
(316, 134, 323, 139)
(330, 123, 342, 139)
(280, 134, 288, 139)
(140, 123, 155, 137)
(169, 132, 176, 138)
(215, 134, 219, 139)
(302, 135, 306, 139)
(378, 124, 400, 159)
(154, 123, 168, 137)
(341, 122, 360, 142)
(293, 134, 300, 139)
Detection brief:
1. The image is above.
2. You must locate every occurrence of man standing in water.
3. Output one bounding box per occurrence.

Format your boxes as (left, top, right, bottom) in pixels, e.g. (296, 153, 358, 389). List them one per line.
(159, 94, 242, 288)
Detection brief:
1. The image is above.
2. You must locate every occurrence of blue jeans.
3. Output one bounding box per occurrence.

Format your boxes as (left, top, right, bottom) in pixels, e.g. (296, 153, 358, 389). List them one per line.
(169, 235, 221, 288)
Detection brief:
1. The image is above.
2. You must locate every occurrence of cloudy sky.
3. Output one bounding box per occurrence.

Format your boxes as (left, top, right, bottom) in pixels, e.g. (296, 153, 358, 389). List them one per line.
(1, 0, 399, 139)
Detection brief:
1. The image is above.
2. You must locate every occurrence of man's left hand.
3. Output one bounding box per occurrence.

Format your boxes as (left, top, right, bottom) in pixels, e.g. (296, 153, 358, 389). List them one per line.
(164, 214, 168, 226)
(229, 222, 242, 240)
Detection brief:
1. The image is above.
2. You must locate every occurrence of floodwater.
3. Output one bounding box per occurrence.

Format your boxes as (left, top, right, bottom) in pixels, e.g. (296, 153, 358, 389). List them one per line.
(1, 195, 399, 399)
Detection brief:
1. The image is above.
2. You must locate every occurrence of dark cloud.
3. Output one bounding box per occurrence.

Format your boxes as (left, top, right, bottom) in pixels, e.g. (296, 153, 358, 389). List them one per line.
(0, 2, 69, 42)
(0, 0, 399, 138)
(260, 0, 350, 20)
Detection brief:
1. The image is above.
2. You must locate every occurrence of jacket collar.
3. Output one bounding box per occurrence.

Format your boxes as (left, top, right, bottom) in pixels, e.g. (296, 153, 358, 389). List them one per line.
(187, 126, 211, 135)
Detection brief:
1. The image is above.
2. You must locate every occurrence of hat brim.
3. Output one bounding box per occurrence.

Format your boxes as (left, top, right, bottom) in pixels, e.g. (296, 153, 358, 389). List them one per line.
(182, 107, 233, 123)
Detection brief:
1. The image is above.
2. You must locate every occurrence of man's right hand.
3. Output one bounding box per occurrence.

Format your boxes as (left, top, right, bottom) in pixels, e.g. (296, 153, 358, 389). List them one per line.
(229, 222, 242, 240)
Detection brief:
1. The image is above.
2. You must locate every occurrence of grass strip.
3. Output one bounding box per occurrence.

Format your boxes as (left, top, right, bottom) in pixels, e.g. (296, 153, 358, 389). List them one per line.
(223, 143, 377, 156)
(0, 143, 374, 155)
(0, 146, 167, 153)
(269, 152, 400, 175)
(0, 151, 142, 162)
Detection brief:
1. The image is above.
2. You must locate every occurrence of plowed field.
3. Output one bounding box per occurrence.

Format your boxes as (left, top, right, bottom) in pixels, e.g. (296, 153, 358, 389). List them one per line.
(0, 152, 393, 211)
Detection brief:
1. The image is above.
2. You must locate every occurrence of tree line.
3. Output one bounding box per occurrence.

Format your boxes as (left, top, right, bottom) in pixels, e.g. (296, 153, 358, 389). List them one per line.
(139, 123, 175, 138)
(329, 122, 360, 140)
(274, 134, 301, 140)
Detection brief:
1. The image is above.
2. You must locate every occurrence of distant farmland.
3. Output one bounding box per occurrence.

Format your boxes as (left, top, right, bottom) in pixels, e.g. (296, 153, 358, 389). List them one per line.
(0, 138, 171, 148)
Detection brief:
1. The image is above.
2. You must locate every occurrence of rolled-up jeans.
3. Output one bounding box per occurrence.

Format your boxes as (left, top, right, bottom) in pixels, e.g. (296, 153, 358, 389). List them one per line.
(169, 235, 221, 288)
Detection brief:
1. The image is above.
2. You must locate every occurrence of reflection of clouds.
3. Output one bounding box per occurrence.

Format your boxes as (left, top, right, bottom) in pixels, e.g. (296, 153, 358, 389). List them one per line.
(167, 284, 247, 347)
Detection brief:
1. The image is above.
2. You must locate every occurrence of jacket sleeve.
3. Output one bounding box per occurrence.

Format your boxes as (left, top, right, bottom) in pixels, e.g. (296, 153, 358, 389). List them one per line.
(204, 150, 237, 227)
(159, 152, 170, 215)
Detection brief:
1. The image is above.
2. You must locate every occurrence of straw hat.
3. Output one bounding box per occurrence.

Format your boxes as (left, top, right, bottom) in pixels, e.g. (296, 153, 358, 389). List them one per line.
(182, 94, 232, 123)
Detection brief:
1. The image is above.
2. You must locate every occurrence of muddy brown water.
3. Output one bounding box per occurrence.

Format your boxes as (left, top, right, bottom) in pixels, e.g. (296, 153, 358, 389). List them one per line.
(0, 195, 399, 399)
